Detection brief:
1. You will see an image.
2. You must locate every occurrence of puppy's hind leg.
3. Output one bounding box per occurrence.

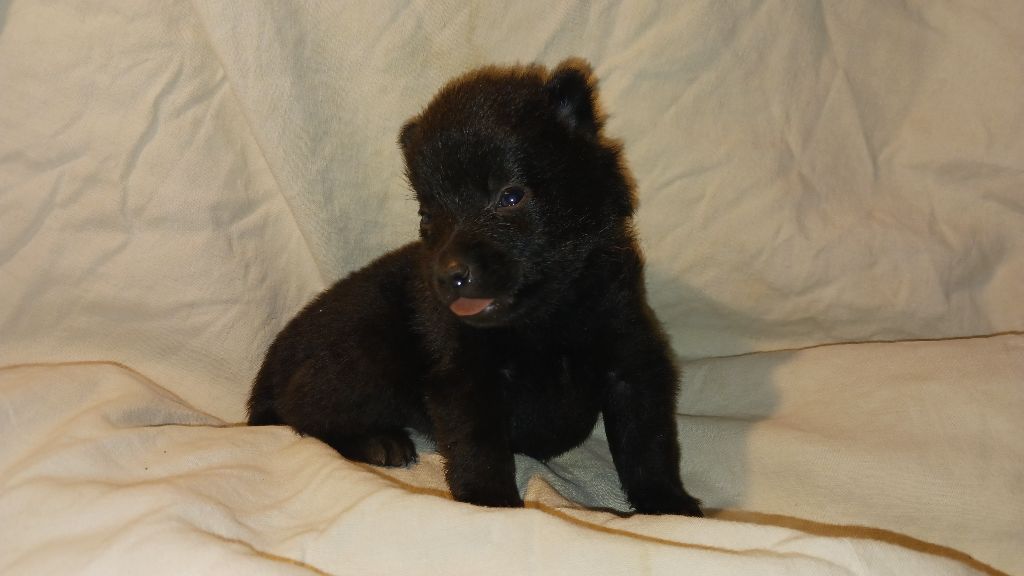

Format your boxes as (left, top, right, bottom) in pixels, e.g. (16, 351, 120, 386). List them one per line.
(279, 359, 424, 469)
(247, 399, 283, 426)
(247, 361, 285, 426)
(323, 428, 418, 468)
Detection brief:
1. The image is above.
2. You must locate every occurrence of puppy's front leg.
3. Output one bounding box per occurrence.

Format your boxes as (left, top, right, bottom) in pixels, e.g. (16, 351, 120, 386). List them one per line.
(426, 370, 522, 508)
(602, 314, 703, 516)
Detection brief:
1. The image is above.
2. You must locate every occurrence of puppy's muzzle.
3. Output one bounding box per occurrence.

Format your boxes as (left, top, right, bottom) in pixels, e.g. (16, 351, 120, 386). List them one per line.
(435, 256, 496, 318)
(439, 258, 472, 291)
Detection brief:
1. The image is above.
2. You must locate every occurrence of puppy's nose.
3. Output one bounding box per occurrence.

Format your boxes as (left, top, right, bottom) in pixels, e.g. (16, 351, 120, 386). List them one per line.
(439, 259, 472, 290)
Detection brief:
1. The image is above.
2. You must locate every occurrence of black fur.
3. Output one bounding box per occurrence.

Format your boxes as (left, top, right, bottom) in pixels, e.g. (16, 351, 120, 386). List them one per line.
(249, 59, 702, 516)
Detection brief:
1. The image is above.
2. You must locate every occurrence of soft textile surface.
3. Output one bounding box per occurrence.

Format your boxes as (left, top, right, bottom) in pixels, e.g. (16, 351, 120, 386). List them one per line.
(1, 1, 1022, 575)
(2, 341, 1020, 575)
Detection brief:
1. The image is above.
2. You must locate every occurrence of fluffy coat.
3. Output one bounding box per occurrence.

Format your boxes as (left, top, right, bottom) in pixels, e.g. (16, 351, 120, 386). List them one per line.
(248, 59, 702, 516)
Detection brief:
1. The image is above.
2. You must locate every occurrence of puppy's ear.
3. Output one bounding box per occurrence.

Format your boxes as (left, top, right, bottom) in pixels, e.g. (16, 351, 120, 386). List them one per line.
(545, 58, 600, 138)
(399, 119, 419, 152)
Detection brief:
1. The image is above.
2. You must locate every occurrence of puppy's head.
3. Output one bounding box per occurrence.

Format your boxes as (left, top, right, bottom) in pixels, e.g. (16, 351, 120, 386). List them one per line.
(400, 59, 636, 327)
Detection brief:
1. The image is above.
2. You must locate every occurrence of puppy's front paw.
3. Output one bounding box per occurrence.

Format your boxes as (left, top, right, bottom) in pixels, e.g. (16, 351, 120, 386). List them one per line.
(453, 487, 524, 509)
(327, 429, 418, 467)
(630, 490, 703, 517)
(450, 478, 523, 508)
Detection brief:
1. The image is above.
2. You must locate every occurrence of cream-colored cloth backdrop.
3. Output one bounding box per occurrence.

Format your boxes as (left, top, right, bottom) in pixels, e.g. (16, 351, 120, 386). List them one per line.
(1, 2, 1021, 575)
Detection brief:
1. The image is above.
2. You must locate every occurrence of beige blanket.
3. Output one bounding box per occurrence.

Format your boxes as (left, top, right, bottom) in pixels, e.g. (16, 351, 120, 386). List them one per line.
(2, 1, 1021, 574)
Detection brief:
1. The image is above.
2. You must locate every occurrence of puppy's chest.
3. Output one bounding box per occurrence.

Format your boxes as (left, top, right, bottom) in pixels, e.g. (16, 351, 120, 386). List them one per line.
(499, 357, 562, 387)
(496, 348, 604, 453)
(497, 350, 596, 393)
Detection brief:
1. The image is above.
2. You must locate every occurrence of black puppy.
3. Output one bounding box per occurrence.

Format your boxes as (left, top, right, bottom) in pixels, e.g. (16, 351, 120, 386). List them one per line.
(248, 59, 702, 516)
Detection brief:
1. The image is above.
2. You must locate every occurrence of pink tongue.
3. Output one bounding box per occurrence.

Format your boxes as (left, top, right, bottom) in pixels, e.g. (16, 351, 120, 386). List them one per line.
(449, 297, 494, 317)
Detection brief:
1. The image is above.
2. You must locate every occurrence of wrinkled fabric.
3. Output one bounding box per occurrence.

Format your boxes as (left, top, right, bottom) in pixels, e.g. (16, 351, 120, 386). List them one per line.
(1, 1, 1022, 575)
(2, 348, 1018, 575)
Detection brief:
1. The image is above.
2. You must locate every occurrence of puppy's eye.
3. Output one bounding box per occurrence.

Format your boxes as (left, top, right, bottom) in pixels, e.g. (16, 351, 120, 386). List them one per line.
(497, 186, 528, 208)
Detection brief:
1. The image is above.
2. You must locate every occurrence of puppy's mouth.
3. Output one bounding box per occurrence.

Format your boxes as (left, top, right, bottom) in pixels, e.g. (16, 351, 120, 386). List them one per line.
(447, 293, 521, 326)
(444, 280, 544, 326)
(449, 297, 496, 317)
